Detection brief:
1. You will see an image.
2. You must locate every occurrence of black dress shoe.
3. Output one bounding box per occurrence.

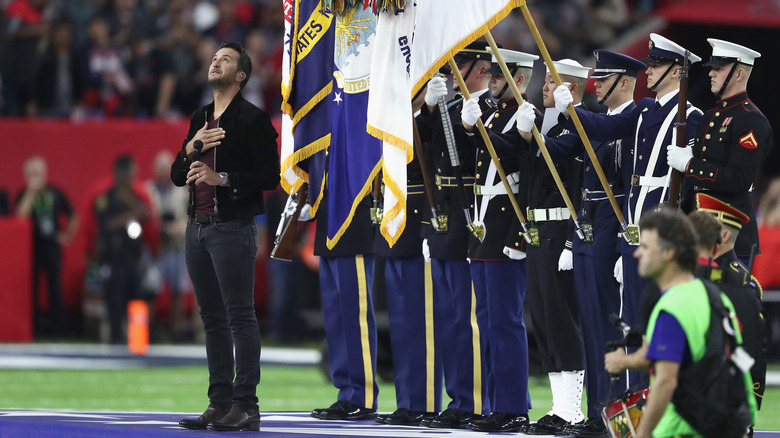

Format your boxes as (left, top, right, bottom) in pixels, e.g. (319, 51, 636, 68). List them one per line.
(178, 407, 229, 430)
(427, 408, 481, 429)
(469, 412, 529, 432)
(380, 408, 435, 426)
(318, 400, 377, 420)
(208, 409, 261, 431)
(565, 416, 607, 437)
(311, 401, 342, 419)
(525, 413, 571, 435)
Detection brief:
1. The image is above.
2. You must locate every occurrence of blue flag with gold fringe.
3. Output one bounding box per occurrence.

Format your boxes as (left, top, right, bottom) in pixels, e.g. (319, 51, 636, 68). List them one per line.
(280, 0, 334, 215)
(326, 6, 382, 248)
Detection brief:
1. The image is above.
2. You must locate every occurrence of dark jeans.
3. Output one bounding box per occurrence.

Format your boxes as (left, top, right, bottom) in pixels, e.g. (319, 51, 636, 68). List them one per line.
(185, 219, 260, 413)
(101, 258, 141, 344)
(32, 243, 64, 336)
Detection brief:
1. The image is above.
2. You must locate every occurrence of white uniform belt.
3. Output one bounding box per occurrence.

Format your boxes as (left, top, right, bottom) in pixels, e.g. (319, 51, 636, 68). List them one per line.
(474, 172, 520, 196)
(631, 175, 666, 188)
(528, 207, 571, 222)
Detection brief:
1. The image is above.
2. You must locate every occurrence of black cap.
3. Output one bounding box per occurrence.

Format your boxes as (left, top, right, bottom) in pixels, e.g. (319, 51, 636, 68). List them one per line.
(591, 50, 646, 78)
(453, 41, 495, 65)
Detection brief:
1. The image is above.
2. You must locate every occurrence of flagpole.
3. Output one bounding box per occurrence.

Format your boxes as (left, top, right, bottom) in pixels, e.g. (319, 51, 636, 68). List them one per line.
(412, 116, 447, 232)
(447, 57, 532, 244)
(516, 7, 632, 243)
(482, 31, 585, 241)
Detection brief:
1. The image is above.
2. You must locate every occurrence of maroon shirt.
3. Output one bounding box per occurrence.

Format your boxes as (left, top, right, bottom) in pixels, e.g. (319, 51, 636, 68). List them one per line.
(194, 114, 219, 215)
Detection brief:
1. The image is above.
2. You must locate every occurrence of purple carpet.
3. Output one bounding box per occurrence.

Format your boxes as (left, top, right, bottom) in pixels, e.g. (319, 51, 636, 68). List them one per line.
(1, 411, 779, 437)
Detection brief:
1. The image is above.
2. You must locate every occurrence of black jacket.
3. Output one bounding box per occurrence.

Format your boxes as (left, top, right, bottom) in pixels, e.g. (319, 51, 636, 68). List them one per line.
(171, 93, 280, 219)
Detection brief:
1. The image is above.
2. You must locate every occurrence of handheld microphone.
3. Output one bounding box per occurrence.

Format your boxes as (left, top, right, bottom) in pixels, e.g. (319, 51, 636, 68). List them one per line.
(608, 313, 630, 332)
(189, 140, 204, 192)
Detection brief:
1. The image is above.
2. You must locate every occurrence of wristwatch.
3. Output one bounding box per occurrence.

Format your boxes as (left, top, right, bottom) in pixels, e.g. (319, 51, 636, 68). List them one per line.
(219, 172, 228, 186)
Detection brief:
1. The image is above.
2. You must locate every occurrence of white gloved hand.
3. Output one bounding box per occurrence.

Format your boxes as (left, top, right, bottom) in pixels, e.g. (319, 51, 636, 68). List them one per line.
(558, 248, 573, 271)
(553, 84, 574, 113)
(517, 101, 536, 133)
(667, 144, 693, 172)
(461, 98, 481, 128)
(422, 238, 431, 263)
(613, 256, 623, 284)
(424, 75, 448, 107)
(298, 204, 312, 221)
(503, 246, 527, 260)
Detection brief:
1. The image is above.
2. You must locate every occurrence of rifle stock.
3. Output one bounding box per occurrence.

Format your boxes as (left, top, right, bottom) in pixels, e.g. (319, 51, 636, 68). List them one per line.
(669, 51, 690, 209)
(271, 183, 309, 261)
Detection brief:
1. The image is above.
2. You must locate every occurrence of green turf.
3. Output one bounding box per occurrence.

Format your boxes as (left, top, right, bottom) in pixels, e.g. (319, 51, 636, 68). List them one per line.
(0, 366, 777, 430)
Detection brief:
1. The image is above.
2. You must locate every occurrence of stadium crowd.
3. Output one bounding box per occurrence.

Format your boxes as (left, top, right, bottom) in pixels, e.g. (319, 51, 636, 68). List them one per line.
(0, 0, 656, 120)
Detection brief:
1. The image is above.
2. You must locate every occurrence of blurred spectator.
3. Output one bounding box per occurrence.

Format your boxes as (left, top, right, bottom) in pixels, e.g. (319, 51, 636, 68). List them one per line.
(145, 150, 191, 341)
(242, 28, 269, 109)
(91, 155, 152, 344)
(78, 15, 134, 117)
(156, 0, 202, 116)
(759, 177, 780, 227)
(0, 0, 50, 117)
(205, 0, 247, 45)
(31, 18, 84, 118)
(49, 0, 102, 48)
(15, 156, 78, 338)
(126, 31, 177, 118)
(105, 0, 152, 48)
(534, 0, 593, 59)
(587, 0, 630, 51)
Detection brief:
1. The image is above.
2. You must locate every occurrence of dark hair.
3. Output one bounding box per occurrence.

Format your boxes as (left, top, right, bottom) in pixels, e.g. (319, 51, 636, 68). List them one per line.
(639, 208, 699, 273)
(218, 41, 252, 89)
(114, 155, 135, 173)
(688, 210, 723, 251)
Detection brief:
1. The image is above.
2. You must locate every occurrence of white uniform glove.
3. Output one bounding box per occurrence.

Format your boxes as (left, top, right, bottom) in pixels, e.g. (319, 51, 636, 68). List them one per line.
(667, 144, 693, 172)
(424, 75, 448, 107)
(558, 248, 573, 271)
(422, 238, 431, 263)
(553, 84, 574, 113)
(503, 246, 527, 260)
(517, 101, 536, 133)
(613, 256, 623, 284)
(461, 98, 481, 128)
(298, 204, 312, 221)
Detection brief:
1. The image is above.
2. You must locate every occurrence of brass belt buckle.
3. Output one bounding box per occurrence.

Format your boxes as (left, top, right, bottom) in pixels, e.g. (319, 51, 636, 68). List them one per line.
(626, 225, 640, 245)
(528, 224, 540, 247)
(468, 222, 485, 241)
(474, 185, 483, 196)
(432, 214, 448, 233)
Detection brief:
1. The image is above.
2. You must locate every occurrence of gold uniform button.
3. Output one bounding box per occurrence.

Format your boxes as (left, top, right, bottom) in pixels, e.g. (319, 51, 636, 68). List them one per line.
(414, 209, 418, 214)
(638, 155, 643, 160)
(488, 124, 493, 129)
(478, 161, 482, 166)
(642, 138, 646, 143)
(709, 122, 714, 127)
(437, 168, 442, 172)
(699, 171, 704, 175)
(495, 113, 500, 119)
(702, 146, 707, 152)
(515, 242, 520, 246)
(476, 174, 480, 179)
(630, 193, 634, 198)
(710, 172, 714, 177)
(689, 169, 693, 173)
(518, 232, 523, 236)
(715, 112, 720, 117)
(501, 207, 506, 211)
(705, 134, 711, 139)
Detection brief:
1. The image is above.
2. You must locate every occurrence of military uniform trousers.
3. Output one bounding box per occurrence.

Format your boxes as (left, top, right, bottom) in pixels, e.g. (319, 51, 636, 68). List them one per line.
(526, 221, 583, 373)
(384, 255, 443, 413)
(319, 255, 379, 409)
(573, 252, 622, 418)
(470, 259, 530, 414)
(431, 258, 489, 415)
(619, 245, 648, 389)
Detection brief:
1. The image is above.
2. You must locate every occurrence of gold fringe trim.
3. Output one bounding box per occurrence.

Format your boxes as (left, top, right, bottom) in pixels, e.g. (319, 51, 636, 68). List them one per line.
(326, 159, 382, 249)
(366, 122, 414, 164)
(281, 0, 302, 112)
(411, 0, 524, 97)
(291, 83, 333, 130)
(280, 134, 331, 195)
(379, 167, 407, 247)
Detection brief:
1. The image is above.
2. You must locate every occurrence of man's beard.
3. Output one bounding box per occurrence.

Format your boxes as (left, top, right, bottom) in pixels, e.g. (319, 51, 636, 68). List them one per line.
(209, 75, 232, 90)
